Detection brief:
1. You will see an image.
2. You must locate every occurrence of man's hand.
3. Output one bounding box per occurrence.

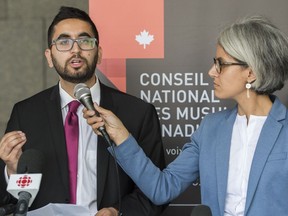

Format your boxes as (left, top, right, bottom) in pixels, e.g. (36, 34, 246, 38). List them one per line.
(0, 131, 26, 176)
(96, 207, 119, 216)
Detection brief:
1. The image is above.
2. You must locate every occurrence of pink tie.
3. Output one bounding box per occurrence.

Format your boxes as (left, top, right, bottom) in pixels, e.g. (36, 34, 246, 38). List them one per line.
(64, 100, 81, 204)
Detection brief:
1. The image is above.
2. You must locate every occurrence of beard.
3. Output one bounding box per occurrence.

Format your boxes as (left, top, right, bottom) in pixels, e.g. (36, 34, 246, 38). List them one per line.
(51, 53, 98, 84)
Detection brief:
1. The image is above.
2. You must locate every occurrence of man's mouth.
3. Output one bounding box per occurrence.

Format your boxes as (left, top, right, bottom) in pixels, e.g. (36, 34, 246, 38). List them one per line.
(70, 58, 84, 68)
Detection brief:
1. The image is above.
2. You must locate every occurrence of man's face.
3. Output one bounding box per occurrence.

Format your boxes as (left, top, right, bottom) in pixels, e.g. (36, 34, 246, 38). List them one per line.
(45, 18, 101, 84)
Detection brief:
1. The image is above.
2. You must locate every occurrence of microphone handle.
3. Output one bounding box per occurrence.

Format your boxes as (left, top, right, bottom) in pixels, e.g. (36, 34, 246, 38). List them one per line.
(80, 96, 103, 118)
(82, 98, 98, 113)
(98, 126, 113, 145)
(14, 192, 31, 216)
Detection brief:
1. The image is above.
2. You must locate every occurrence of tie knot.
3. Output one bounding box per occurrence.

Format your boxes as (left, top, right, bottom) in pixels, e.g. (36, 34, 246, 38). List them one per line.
(68, 100, 81, 113)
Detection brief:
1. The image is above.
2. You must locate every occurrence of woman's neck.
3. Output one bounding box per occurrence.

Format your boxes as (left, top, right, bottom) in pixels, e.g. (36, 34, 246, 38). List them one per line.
(237, 94, 272, 122)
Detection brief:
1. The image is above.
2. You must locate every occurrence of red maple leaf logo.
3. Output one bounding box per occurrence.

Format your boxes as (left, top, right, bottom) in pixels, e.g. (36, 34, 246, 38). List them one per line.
(135, 30, 154, 49)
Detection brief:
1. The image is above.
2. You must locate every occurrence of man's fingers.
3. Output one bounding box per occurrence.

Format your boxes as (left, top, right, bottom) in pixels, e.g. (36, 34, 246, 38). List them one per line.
(0, 131, 26, 158)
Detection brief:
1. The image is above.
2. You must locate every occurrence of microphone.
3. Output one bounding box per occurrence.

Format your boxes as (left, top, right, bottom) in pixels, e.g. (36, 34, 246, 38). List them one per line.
(73, 83, 113, 146)
(191, 205, 212, 216)
(0, 203, 16, 216)
(7, 149, 44, 216)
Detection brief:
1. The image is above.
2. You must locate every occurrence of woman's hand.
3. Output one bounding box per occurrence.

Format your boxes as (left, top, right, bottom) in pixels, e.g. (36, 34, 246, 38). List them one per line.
(83, 103, 129, 146)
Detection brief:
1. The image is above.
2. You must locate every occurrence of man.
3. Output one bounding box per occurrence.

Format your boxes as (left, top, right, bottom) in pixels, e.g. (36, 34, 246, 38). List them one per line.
(0, 6, 166, 216)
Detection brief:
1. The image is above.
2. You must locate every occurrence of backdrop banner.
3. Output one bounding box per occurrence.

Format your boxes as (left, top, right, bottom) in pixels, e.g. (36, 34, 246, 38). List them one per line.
(89, 0, 288, 215)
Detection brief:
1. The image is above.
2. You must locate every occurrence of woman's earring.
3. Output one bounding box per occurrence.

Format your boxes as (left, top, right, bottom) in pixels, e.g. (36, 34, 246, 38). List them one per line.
(246, 82, 251, 98)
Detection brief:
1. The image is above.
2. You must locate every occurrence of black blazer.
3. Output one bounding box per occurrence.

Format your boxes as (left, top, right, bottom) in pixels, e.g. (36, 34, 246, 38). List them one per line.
(0, 82, 166, 216)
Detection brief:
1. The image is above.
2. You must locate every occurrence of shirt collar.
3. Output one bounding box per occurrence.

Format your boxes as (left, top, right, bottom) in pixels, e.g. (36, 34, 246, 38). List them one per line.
(59, 78, 101, 110)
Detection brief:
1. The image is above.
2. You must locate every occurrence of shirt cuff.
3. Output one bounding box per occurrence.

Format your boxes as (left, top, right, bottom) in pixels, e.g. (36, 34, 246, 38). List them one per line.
(4, 165, 9, 183)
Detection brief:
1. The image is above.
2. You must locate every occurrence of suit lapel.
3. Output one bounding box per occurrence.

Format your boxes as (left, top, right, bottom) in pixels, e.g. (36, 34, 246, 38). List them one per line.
(215, 108, 237, 215)
(245, 97, 285, 213)
(45, 85, 70, 194)
(97, 83, 116, 207)
(97, 137, 110, 207)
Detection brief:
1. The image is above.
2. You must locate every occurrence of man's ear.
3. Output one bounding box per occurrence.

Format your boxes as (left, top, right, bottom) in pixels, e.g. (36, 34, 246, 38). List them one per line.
(45, 49, 54, 68)
(97, 46, 102, 65)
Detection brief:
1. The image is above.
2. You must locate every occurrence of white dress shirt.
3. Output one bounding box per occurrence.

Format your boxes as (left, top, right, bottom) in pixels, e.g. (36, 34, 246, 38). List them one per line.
(60, 80, 100, 215)
(224, 114, 267, 216)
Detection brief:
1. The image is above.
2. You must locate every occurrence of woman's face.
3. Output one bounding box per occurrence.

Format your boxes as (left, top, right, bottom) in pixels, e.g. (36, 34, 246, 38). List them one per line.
(208, 45, 250, 101)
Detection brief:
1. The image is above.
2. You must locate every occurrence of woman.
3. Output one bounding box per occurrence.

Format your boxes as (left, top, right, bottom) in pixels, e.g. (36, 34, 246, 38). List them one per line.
(83, 15, 288, 216)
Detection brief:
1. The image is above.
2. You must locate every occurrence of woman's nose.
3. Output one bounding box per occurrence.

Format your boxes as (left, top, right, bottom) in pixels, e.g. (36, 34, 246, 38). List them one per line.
(208, 65, 219, 78)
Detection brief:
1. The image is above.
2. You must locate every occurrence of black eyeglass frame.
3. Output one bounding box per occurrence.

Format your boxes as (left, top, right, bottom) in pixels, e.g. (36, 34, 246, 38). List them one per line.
(213, 57, 248, 74)
(50, 38, 98, 52)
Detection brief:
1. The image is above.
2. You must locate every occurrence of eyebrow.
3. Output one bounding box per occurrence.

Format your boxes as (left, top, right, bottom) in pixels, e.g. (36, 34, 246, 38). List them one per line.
(216, 57, 233, 63)
(56, 32, 93, 40)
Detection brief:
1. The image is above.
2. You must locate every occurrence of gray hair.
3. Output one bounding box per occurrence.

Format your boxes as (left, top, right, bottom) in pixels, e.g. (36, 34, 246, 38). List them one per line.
(218, 15, 288, 94)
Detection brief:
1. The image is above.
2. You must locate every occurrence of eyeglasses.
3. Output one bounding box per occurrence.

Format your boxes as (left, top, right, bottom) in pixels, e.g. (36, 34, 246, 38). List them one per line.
(213, 58, 248, 74)
(50, 38, 98, 52)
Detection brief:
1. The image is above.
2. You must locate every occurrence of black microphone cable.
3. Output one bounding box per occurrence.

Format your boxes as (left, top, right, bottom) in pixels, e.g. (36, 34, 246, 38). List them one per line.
(108, 141, 123, 216)
(14, 193, 31, 216)
(74, 83, 123, 216)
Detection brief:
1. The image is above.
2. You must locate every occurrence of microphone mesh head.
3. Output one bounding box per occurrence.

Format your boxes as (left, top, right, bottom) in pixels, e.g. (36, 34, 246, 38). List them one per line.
(73, 83, 91, 100)
(17, 149, 44, 174)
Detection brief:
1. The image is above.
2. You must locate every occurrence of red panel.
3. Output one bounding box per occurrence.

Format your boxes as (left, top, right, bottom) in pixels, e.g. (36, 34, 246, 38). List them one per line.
(89, 0, 164, 59)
